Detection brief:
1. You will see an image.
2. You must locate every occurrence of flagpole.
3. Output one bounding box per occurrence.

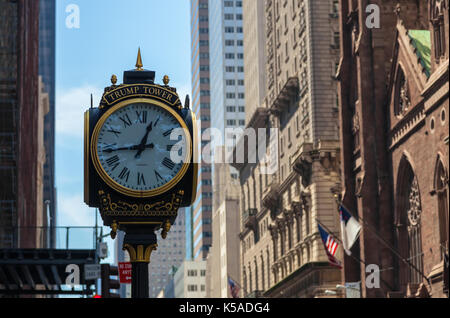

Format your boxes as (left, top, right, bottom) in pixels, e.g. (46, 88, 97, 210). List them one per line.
(338, 203, 432, 288)
(316, 218, 395, 291)
(316, 218, 368, 267)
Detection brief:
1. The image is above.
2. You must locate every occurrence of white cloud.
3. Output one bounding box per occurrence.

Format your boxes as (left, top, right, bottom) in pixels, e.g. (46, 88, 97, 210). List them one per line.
(56, 85, 103, 138)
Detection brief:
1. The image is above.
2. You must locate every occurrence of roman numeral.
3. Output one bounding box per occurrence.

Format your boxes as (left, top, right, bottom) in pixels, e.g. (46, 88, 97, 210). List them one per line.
(119, 114, 132, 128)
(154, 116, 160, 126)
(137, 172, 146, 186)
(136, 111, 148, 124)
(107, 128, 121, 138)
(106, 155, 119, 166)
(106, 155, 120, 171)
(162, 157, 175, 170)
(118, 167, 130, 182)
(163, 128, 173, 137)
(154, 170, 163, 182)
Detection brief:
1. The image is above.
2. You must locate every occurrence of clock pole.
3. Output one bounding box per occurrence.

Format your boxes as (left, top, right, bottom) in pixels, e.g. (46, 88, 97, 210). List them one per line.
(85, 49, 197, 299)
(121, 225, 158, 298)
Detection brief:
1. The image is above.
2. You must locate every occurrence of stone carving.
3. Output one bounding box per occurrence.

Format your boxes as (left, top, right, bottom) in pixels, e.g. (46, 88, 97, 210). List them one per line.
(293, 157, 312, 187)
(399, 76, 411, 114)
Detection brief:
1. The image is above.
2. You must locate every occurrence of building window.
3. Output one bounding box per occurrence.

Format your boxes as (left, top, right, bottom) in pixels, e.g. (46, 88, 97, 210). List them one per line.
(396, 157, 424, 288)
(187, 285, 198, 292)
(394, 67, 410, 116)
(187, 270, 197, 276)
(435, 158, 448, 261)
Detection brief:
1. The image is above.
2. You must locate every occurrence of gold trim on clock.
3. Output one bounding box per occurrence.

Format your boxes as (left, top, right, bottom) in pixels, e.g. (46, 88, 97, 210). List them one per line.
(190, 111, 199, 204)
(84, 110, 90, 204)
(91, 98, 192, 198)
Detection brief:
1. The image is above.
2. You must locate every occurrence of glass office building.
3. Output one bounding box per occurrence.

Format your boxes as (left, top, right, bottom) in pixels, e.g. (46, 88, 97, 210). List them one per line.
(189, 0, 213, 260)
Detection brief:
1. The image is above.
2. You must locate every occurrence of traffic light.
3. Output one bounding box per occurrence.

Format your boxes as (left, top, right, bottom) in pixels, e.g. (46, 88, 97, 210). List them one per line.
(100, 264, 120, 298)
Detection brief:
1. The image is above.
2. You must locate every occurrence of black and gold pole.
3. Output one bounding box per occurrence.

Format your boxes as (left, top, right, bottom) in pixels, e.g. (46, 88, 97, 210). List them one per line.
(84, 48, 198, 299)
(121, 226, 158, 298)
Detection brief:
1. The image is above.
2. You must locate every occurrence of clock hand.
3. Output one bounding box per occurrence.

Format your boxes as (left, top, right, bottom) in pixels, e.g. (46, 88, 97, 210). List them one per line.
(135, 122, 153, 158)
(103, 143, 154, 153)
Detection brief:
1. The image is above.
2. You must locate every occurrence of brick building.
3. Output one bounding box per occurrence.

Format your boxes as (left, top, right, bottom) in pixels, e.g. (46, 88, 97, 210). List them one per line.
(337, 0, 448, 298)
(0, 0, 43, 248)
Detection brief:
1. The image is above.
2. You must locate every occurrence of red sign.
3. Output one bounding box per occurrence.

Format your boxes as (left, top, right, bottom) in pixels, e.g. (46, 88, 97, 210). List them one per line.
(118, 262, 132, 284)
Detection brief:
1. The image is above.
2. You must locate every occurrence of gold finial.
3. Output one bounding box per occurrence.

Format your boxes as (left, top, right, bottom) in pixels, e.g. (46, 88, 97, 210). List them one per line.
(110, 220, 118, 239)
(111, 74, 117, 85)
(163, 75, 170, 85)
(161, 220, 171, 239)
(135, 47, 143, 71)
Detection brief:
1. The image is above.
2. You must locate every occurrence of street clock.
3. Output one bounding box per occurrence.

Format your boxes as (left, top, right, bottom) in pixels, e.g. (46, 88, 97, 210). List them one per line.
(84, 49, 198, 253)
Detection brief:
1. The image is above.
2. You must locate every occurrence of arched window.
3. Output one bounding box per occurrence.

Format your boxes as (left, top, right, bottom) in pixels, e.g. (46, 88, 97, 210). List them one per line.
(396, 156, 424, 288)
(434, 158, 448, 259)
(266, 249, 271, 288)
(296, 212, 302, 242)
(254, 259, 259, 291)
(248, 265, 253, 292)
(394, 67, 410, 116)
(243, 268, 247, 297)
(431, 0, 446, 61)
(260, 255, 265, 291)
(287, 220, 293, 250)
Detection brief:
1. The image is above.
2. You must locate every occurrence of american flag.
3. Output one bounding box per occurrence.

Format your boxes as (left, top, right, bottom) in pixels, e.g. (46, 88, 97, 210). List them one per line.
(318, 223, 342, 268)
(228, 276, 240, 298)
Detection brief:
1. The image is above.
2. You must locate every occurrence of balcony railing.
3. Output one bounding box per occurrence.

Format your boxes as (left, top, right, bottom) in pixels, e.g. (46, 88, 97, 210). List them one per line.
(0, 226, 102, 250)
(242, 209, 258, 229)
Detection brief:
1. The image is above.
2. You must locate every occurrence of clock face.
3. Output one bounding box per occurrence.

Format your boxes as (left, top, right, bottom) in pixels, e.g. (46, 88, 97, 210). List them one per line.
(93, 100, 190, 195)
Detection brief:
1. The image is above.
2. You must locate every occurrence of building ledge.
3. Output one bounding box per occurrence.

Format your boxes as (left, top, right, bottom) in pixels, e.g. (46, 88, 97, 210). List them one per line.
(247, 107, 270, 129)
(270, 77, 299, 116)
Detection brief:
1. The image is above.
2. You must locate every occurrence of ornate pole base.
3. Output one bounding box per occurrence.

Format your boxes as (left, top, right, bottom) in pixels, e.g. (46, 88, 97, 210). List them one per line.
(122, 227, 158, 299)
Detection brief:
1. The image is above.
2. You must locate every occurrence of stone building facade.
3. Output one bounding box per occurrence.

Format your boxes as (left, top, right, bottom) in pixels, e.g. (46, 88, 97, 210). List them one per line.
(206, 148, 241, 298)
(233, 0, 343, 298)
(337, 0, 448, 298)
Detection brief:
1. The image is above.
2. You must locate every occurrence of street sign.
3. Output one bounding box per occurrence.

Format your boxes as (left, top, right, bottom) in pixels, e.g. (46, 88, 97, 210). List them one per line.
(84, 264, 101, 281)
(119, 262, 132, 284)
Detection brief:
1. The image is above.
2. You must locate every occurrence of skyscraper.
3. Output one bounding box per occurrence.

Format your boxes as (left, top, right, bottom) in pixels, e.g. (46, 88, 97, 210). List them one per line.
(209, 0, 246, 179)
(189, 0, 213, 260)
(149, 209, 186, 298)
(39, 0, 57, 247)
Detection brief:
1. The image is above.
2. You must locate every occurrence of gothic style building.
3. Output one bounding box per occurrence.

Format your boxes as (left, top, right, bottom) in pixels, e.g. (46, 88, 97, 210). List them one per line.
(337, 0, 448, 298)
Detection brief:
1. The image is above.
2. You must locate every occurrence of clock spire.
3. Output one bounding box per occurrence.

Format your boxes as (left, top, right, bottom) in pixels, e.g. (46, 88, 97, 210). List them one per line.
(135, 47, 144, 71)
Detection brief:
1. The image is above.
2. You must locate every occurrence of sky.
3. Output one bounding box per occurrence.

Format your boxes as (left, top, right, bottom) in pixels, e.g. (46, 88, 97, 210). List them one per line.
(55, 0, 192, 262)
